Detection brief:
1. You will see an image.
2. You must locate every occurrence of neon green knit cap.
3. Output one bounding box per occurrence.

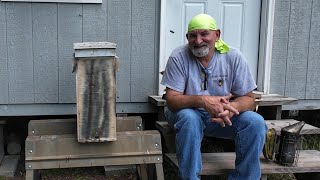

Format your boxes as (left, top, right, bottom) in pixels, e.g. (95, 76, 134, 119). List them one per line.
(188, 14, 229, 54)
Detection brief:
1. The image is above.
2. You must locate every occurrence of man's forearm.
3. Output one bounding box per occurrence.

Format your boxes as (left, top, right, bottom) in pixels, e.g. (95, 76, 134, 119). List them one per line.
(166, 94, 204, 111)
(230, 94, 256, 113)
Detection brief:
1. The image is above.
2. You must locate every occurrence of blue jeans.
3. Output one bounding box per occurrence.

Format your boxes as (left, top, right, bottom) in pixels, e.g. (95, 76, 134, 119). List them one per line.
(164, 107, 267, 180)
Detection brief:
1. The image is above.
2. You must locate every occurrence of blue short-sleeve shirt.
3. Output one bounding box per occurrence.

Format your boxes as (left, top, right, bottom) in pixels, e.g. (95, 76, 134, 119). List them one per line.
(161, 45, 256, 96)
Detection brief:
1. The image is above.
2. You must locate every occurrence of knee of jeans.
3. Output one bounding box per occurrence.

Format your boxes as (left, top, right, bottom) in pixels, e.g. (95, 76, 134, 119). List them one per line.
(239, 111, 267, 135)
(174, 108, 204, 132)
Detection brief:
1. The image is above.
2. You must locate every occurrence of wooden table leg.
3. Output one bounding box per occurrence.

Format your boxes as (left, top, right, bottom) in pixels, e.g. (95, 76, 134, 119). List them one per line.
(261, 174, 267, 180)
(26, 169, 40, 180)
(155, 163, 164, 180)
(137, 164, 148, 180)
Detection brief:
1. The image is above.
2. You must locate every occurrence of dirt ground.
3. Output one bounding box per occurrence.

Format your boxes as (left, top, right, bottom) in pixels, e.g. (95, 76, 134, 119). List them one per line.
(3, 158, 138, 180)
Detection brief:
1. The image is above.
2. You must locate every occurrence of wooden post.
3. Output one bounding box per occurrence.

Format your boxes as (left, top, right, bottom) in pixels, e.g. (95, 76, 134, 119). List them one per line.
(73, 42, 118, 143)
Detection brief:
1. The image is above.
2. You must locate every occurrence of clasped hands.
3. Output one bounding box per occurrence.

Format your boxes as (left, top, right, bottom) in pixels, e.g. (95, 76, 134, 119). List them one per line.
(201, 94, 239, 127)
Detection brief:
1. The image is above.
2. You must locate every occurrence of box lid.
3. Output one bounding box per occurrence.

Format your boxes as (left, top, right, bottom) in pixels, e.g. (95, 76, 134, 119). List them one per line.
(73, 42, 117, 50)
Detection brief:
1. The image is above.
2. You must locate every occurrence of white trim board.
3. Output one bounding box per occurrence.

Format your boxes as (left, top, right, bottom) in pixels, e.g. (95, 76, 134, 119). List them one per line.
(158, 0, 168, 95)
(257, 0, 275, 94)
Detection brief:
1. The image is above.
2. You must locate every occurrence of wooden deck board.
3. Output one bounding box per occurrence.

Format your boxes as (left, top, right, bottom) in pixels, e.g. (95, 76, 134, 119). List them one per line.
(156, 119, 320, 136)
(149, 93, 298, 107)
(165, 150, 320, 175)
(265, 119, 320, 135)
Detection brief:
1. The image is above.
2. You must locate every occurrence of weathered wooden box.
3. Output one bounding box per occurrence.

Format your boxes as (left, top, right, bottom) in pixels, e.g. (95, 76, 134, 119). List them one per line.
(74, 42, 118, 143)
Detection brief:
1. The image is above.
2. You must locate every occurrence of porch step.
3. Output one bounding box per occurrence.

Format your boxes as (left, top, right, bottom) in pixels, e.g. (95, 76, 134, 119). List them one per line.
(156, 119, 320, 136)
(25, 117, 164, 180)
(155, 120, 320, 153)
(165, 150, 320, 176)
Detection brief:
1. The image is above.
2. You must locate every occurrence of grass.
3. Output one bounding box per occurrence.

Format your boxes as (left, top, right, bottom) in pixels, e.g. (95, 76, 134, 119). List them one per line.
(302, 134, 320, 151)
(267, 174, 296, 180)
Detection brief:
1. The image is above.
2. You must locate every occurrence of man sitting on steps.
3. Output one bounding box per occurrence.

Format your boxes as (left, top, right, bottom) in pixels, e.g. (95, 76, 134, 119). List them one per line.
(161, 14, 267, 180)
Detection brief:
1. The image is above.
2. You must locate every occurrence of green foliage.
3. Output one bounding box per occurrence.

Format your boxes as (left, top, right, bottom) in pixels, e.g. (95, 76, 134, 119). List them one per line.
(302, 134, 320, 150)
(267, 173, 296, 180)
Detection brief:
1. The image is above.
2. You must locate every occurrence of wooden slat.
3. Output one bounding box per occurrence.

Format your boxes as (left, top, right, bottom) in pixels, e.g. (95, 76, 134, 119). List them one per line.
(74, 42, 116, 50)
(256, 95, 297, 106)
(26, 155, 162, 171)
(306, 0, 320, 99)
(155, 121, 174, 135)
(58, 3, 82, 103)
(131, 0, 157, 102)
(165, 150, 320, 175)
(33, 3, 59, 103)
(25, 131, 162, 161)
(28, 116, 143, 136)
(149, 96, 166, 107)
(82, 2, 107, 42)
(7, 3, 34, 103)
(76, 57, 117, 142)
(0, 1, 8, 104)
(116, 116, 143, 131)
(265, 119, 320, 135)
(107, 0, 131, 102)
(29, 119, 76, 136)
(149, 94, 297, 107)
(285, 0, 312, 99)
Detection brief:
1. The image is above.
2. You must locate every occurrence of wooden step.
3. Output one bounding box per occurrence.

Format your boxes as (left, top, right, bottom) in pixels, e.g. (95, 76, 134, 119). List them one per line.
(156, 120, 320, 153)
(28, 116, 143, 136)
(165, 150, 320, 176)
(149, 93, 298, 120)
(156, 119, 320, 136)
(25, 130, 164, 180)
(25, 130, 162, 169)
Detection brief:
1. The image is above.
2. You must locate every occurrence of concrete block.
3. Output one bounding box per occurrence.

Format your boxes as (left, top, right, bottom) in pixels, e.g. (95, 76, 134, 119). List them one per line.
(0, 155, 20, 177)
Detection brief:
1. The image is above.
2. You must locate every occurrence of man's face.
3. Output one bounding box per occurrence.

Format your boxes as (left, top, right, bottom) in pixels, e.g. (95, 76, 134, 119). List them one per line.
(187, 29, 220, 58)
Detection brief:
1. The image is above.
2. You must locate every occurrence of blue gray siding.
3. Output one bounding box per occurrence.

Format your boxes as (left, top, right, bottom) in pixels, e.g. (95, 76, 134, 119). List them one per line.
(271, 0, 320, 100)
(0, 0, 160, 115)
(1, 0, 319, 115)
(306, 0, 320, 99)
(0, 1, 8, 104)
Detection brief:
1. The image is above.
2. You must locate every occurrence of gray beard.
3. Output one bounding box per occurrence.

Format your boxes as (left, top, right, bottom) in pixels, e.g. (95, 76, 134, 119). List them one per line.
(190, 45, 210, 57)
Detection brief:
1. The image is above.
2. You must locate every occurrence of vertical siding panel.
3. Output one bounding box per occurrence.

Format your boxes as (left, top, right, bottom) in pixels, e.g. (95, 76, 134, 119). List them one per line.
(270, 0, 290, 95)
(131, 0, 156, 102)
(33, 3, 59, 103)
(306, 0, 320, 99)
(58, 4, 82, 103)
(6, 3, 33, 104)
(83, 1, 107, 42)
(0, 1, 8, 104)
(285, 0, 312, 99)
(107, 0, 131, 102)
